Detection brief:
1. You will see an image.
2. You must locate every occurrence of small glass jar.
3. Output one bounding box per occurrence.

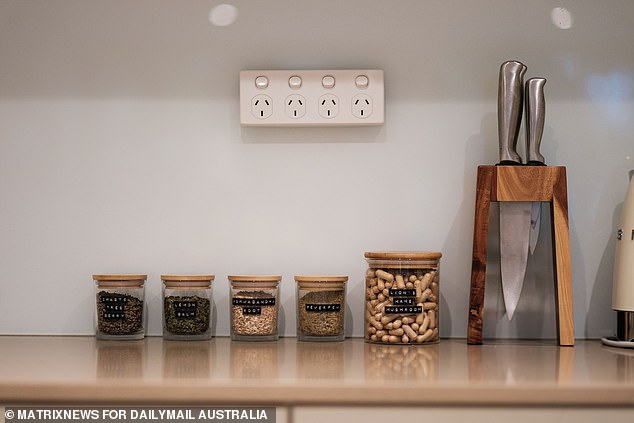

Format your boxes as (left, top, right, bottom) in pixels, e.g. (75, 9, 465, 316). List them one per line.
(229, 275, 281, 341)
(93, 274, 146, 340)
(364, 252, 442, 345)
(295, 275, 347, 342)
(162, 274, 214, 341)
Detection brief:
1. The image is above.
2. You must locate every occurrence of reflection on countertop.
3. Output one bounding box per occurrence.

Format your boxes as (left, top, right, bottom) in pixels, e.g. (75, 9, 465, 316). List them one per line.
(97, 340, 145, 380)
(296, 341, 345, 381)
(230, 341, 279, 380)
(364, 343, 438, 382)
(163, 341, 213, 380)
(1, 336, 633, 405)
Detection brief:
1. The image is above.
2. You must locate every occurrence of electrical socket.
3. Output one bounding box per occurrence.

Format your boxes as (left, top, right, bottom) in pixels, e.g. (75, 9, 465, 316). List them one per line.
(251, 94, 273, 119)
(240, 69, 384, 126)
(285, 94, 306, 119)
(351, 94, 372, 119)
(318, 94, 339, 119)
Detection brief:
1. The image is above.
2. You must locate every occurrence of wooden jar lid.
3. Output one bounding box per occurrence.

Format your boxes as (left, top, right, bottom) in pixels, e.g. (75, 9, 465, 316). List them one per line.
(92, 274, 146, 287)
(295, 275, 347, 290)
(364, 252, 442, 260)
(161, 274, 214, 288)
(228, 275, 281, 289)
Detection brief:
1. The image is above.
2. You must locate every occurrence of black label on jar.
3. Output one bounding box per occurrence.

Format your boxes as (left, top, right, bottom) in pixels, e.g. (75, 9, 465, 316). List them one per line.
(389, 289, 416, 297)
(233, 297, 275, 306)
(392, 297, 414, 306)
(242, 307, 262, 315)
(384, 305, 422, 314)
(102, 312, 126, 320)
(173, 300, 197, 319)
(305, 303, 341, 313)
(101, 294, 127, 320)
(101, 295, 128, 305)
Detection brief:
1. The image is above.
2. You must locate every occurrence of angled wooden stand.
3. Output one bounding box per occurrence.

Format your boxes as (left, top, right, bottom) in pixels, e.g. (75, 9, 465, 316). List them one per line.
(467, 165, 574, 346)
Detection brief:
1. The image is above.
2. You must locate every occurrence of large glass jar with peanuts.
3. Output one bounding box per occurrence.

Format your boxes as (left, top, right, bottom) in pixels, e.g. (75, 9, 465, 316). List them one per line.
(229, 275, 281, 341)
(364, 252, 441, 345)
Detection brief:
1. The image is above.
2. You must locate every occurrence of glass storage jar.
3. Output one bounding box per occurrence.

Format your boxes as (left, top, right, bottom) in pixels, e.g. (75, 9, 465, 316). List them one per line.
(364, 252, 441, 345)
(162, 274, 214, 341)
(295, 275, 347, 342)
(229, 275, 281, 341)
(93, 274, 147, 340)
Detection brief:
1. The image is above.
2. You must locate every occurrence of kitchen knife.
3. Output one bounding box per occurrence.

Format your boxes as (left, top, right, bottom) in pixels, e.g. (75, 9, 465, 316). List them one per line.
(525, 78, 547, 255)
(498, 60, 530, 321)
(498, 61, 526, 165)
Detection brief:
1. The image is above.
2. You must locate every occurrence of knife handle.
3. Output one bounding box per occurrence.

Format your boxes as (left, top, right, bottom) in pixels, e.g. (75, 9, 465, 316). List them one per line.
(498, 61, 526, 165)
(525, 77, 547, 166)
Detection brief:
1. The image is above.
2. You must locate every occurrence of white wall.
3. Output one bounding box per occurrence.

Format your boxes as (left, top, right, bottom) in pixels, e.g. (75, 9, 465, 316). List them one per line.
(1, 0, 633, 338)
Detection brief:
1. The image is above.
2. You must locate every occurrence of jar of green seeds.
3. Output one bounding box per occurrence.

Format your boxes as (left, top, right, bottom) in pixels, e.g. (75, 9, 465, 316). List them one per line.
(162, 274, 214, 341)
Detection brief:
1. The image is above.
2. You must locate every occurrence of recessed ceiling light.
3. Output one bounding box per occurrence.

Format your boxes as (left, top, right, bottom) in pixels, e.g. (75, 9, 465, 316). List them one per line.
(209, 4, 239, 27)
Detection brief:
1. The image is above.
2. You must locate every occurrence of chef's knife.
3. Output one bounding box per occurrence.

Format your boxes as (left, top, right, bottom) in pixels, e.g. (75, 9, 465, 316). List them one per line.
(525, 78, 547, 255)
(498, 61, 526, 165)
(498, 60, 530, 321)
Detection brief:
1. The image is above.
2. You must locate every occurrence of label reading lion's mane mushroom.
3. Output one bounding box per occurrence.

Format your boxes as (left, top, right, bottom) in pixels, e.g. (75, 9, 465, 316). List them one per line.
(384, 305, 423, 314)
(392, 297, 415, 306)
(389, 288, 416, 297)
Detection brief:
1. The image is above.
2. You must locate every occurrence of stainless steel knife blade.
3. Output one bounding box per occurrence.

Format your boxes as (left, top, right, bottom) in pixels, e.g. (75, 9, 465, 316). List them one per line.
(525, 77, 547, 256)
(500, 201, 532, 319)
(498, 60, 529, 320)
(529, 202, 542, 255)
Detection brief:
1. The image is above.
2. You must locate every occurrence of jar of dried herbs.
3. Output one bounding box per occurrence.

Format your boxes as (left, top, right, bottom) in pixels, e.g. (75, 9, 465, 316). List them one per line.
(162, 274, 214, 341)
(93, 274, 146, 340)
(295, 275, 347, 342)
(229, 275, 281, 341)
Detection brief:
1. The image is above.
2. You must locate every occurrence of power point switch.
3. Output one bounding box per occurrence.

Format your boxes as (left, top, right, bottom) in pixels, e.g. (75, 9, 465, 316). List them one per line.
(322, 75, 335, 89)
(355, 75, 369, 89)
(255, 76, 269, 89)
(289, 76, 302, 89)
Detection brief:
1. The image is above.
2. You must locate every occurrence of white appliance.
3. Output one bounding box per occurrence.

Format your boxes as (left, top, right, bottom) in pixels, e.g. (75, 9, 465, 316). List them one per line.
(610, 171, 634, 345)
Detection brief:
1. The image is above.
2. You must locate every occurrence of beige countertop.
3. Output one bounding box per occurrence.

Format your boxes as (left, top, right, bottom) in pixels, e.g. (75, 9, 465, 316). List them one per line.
(0, 336, 633, 406)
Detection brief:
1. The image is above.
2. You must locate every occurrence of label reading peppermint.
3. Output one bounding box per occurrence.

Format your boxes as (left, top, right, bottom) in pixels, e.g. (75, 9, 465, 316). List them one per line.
(305, 304, 341, 313)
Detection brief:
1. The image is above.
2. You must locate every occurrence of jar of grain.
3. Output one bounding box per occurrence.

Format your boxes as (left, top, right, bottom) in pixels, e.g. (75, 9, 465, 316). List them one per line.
(295, 275, 347, 342)
(162, 274, 214, 341)
(93, 274, 147, 340)
(364, 252, 441, 345)
(229, 275, 281, 341)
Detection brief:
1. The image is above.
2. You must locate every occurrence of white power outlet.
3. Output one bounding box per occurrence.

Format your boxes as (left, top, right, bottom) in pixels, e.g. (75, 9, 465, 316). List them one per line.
(240, 69, 384, 126)
(351, 94, 373, 119)
(318, 94, 339, 119)
(251, 94, 273, 119)
(285, 94, 306, 119)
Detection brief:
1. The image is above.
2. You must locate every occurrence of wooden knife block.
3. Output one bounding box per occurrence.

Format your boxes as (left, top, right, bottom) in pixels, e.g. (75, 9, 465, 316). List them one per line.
(468, 165, 574, 346)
